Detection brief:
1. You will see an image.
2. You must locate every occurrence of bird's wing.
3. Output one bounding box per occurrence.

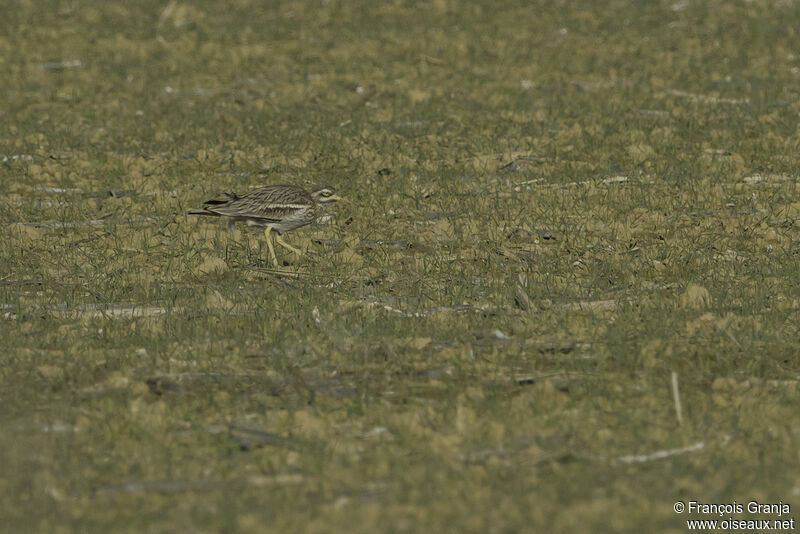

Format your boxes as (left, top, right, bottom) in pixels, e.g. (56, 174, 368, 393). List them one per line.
(199, 186, 310, 220)
(237, 186, 311, 219)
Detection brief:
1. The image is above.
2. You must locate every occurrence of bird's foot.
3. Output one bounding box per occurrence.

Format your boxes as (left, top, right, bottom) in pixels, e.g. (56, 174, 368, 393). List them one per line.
(275, 235, 303, 256)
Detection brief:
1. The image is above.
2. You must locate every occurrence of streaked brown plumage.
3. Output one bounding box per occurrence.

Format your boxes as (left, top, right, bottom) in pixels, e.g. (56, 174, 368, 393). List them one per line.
(188, 184, 341, 266)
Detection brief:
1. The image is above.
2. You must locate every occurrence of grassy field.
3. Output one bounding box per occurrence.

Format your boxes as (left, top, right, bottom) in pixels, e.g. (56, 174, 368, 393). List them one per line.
(2, 0, 800, 531)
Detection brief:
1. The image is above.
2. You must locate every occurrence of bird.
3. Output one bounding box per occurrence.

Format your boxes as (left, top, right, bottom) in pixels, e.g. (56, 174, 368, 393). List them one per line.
(188, 184, 342, 266)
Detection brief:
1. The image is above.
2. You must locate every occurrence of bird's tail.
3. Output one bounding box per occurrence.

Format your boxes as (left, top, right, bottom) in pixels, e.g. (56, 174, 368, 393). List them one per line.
(187, 209, 219, 216)
(188, 192, 239, 216)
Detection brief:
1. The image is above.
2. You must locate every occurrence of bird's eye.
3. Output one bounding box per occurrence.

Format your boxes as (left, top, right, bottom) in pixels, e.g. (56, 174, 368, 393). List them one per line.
(322, 191, 332, 197)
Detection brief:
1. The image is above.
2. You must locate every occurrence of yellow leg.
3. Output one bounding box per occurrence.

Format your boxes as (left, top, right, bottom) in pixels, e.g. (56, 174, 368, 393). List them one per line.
(264, 228, 279, 267)
(275, 233, 303, 256)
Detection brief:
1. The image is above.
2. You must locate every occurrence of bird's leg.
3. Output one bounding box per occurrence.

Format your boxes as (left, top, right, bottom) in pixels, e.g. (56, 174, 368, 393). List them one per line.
(227, 219, 236, 234)
(274, 234, 303, 256)
(264, 227, 280, 267)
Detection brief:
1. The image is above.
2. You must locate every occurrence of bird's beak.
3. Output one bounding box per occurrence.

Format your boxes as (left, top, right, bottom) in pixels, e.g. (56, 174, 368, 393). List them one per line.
(331, 195, 344, 201)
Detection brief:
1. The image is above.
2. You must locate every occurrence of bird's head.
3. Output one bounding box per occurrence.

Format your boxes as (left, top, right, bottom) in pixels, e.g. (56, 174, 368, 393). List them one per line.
(311, 186, 342, 204)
